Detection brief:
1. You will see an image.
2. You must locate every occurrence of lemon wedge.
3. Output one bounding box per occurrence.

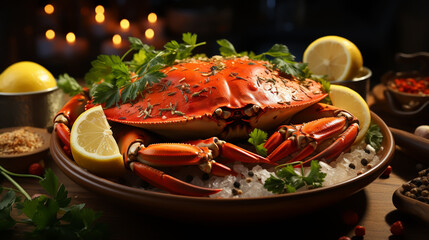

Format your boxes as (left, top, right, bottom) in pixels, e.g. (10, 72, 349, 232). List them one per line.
(303, 36, 363, 81)
(0, 61, 57, 92)
(70, 105, 125, 177)
(329, 84, 370, 144)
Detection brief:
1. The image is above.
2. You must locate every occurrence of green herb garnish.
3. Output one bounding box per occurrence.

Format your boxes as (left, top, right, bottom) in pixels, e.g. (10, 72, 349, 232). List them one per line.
(0, 166, 106, 239)
(365, 123, 383, 151)
(248, 128, 268, 157)
(264, 160, 326, 194)
(57, 73, 83, 96)
(57, 33, 206, 108)
(217, 39, 330, 90)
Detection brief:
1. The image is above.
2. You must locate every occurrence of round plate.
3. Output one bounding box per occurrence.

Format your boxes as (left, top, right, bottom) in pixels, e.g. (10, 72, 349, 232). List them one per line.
(50, 112, 394, 221)
(0, 126, 50, 172)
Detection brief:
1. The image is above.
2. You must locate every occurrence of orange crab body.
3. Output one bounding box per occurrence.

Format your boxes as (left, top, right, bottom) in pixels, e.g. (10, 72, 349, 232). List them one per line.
(88, 57, 327, 140)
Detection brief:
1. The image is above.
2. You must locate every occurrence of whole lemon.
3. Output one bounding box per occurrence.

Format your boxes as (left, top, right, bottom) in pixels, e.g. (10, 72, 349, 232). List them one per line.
(0, 61, 57, 93)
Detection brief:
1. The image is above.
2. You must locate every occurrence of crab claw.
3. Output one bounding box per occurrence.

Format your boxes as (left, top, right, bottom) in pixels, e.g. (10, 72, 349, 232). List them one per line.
(130, 161, 221, 197)
(265, 103, 359, 165)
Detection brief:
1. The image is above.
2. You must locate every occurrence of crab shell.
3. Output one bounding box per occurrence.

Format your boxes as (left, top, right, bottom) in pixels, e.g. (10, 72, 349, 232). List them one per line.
(86, 56, 327, 140)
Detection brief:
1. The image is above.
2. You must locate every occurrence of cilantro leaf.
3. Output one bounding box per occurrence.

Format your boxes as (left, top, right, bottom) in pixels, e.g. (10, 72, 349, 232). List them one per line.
(0, 190, 17, 230)
(217, 39, 238, 57)
(303, 160, 327, 188)
(248, 128, 268, 157)
(0, 166, 108, 238)
(39, 168, 58, 197)
(91, 82, 120, 108)
(365, 123, 383, 151)
(264, 160, 326, 194)
(57, 74, 83, 96)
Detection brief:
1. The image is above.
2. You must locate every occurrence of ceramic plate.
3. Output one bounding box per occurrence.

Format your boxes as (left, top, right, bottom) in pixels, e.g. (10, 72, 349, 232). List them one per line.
(50, 112, 394, 221)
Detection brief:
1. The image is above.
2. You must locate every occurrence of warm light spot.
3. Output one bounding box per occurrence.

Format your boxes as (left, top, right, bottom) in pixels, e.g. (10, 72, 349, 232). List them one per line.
(145, 28, 154, 39)
(95, 13, 105, 23)
(45, 29, 55, 40)
(120, 19, 130, 30)
(66, 32, 76, 44)
(95, 5, 105, 14)
(148, 13, 157, 23)
(44, 4, 54, 14)
(112, 34, 122, 46)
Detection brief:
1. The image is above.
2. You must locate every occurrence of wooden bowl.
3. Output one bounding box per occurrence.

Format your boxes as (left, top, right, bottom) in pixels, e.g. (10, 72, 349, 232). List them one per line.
(0, 126, 50, 173)
(393, 183, 429, 223)
(50, 112, 395, 221)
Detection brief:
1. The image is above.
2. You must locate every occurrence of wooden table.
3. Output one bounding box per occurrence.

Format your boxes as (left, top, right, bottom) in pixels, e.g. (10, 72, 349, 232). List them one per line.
(3, 89, 429, 240)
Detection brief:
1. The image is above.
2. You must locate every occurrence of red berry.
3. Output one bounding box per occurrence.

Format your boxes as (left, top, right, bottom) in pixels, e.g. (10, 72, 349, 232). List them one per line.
(381, 165, 392, 178)
(390, 220, 404, 235)
(354, 225, 366, 236)
(28, 163, 44, 176)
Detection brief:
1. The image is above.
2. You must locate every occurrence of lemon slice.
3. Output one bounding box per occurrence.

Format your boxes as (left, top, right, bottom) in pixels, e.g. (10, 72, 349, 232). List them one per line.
(303, 36, 363, 81)
(0, 61, 57, 92)
(70, 105, 125, 177)
(329, 84, 370, 144)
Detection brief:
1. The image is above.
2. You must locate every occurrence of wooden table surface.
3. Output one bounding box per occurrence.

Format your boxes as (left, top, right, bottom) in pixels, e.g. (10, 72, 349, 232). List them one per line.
(3, 86, 429, 240)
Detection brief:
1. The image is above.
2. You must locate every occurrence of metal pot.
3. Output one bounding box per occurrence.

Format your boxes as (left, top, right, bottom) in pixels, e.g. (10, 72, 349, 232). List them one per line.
(0, 86, 64, 128)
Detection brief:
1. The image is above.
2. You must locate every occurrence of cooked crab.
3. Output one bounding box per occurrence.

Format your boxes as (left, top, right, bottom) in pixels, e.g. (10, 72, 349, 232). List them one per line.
(54, 56, 359, 196)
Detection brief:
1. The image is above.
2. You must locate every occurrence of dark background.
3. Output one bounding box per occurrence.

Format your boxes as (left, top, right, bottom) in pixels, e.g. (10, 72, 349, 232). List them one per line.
(1, 0, 429, 87)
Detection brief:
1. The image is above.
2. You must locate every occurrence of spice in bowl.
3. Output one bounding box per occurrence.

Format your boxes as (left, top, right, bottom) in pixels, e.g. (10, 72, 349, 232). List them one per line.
(0, 127, 44, 155)
(400, 168, 429, 204)
(389, 77, 429, 95)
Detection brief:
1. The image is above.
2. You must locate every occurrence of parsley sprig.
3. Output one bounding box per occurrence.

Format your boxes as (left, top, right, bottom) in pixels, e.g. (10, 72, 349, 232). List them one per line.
(264, 160, 326, 194)
(217, 39, 328, 83)
(365, 123, 383, 151)
(0, 166, 106, 239)
(58, 33, 206, 108)
(248, 128, 268, 157)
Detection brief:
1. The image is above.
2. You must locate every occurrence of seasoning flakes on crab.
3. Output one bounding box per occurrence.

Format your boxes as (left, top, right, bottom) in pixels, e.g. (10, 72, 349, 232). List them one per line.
(88, 57, 327, 140)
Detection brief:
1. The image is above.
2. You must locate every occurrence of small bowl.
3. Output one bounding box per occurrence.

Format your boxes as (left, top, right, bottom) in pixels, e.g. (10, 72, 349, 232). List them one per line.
(331, 67, 371, 101)
(381, 52, 429, 115)
(0, 126, 50, 173)
(393, 180, 429, 223)
(382, 72, 429, 111)
(0, 86, 65, 129)
(50, 112, 394, 221)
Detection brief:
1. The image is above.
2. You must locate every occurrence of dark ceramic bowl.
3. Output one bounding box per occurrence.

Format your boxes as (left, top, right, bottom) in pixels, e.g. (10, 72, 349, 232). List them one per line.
(50, 112, 394, 221)
(0, 126, 50, 173)
(381, 52, 429, 116)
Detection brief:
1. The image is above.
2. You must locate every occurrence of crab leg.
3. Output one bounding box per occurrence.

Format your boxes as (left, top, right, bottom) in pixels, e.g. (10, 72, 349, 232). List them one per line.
(265, 103, 359, 165)
(119, 129, 225, 196)
(186, 137, 274, 165)
(53, 89, 89, 154)
(130, 162, 221, 196)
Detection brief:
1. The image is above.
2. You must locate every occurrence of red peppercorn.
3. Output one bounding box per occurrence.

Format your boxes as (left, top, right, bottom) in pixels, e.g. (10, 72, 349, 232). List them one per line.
(354, 225, 366, 236)
(390, 220, 404, 235)
(28, 163, 44, 176)
(381, 165, 392, 178)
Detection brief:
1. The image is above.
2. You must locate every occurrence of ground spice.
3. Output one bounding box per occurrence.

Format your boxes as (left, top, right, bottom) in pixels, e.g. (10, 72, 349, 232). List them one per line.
(0, 128, 43, 154)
